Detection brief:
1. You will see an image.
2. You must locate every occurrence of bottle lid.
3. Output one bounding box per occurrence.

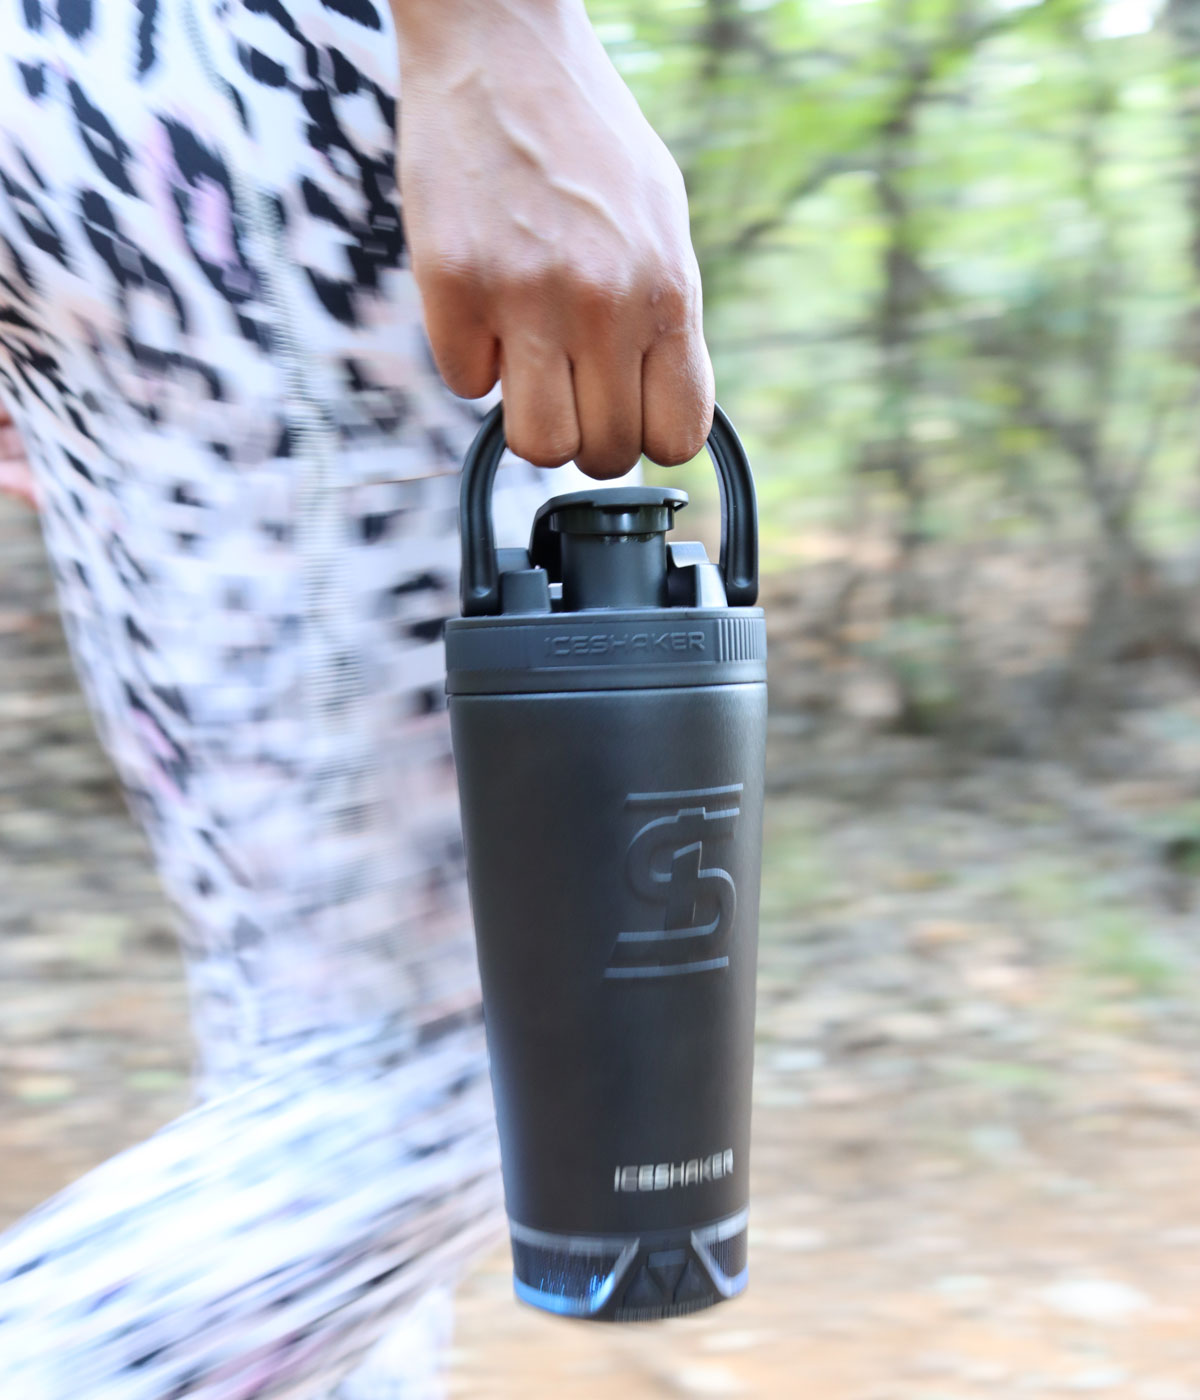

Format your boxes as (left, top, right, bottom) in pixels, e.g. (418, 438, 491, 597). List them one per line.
(445, 404, 766, 695)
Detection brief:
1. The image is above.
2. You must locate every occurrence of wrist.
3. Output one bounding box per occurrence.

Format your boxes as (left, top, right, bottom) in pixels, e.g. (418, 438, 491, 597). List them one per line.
(391, 0, 583, 65)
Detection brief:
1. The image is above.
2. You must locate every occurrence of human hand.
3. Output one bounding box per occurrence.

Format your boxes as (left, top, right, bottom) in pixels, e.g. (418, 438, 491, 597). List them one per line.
(394, 0, 714, 479)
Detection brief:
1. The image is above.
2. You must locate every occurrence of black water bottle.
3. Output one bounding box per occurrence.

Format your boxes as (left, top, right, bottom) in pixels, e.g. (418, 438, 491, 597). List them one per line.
(446, 404, 766, 1321)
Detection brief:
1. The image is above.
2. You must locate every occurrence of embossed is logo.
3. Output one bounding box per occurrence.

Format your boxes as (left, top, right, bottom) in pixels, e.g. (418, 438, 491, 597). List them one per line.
(605, 784, 742, 980)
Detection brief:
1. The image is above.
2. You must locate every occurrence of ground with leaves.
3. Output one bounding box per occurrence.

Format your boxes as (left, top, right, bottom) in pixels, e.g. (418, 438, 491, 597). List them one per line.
(4, 493, 1200, 1399)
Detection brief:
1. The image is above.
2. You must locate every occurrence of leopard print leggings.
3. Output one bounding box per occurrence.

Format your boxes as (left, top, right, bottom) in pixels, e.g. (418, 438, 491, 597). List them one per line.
(0, 1, 588, 1395)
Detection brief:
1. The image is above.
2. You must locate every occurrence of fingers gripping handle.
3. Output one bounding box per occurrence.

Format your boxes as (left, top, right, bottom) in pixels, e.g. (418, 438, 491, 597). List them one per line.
(459, 403, 759, 617)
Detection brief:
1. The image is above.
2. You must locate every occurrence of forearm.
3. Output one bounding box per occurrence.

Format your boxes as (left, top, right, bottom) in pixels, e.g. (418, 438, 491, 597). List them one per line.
(386, 0, 712, 476)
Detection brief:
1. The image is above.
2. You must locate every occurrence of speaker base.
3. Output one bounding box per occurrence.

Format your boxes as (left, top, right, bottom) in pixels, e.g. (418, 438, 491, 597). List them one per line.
(508, 1209, 748, 1322)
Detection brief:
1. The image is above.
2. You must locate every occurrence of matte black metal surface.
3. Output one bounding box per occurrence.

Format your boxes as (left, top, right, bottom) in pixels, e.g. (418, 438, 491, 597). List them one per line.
(450, 683, 765, 1242)
(445, 606, 766, 694)
(451, 401, 766, 1322)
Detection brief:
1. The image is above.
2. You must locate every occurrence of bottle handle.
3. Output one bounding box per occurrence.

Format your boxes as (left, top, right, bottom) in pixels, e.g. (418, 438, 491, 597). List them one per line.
(459, 403, 759, 616)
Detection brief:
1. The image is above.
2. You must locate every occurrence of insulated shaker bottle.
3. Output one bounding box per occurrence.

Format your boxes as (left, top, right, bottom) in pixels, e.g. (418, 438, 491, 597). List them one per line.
(446, 404, 766, 1321)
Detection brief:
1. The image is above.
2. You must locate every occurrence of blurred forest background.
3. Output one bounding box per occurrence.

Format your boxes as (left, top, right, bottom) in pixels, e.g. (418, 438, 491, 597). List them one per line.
(8, 3, 1200, 1392)
(598, 0, 1200, 762)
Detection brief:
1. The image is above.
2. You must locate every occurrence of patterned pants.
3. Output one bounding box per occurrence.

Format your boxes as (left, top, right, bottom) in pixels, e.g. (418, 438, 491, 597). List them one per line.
(0, 0, 589, 1394)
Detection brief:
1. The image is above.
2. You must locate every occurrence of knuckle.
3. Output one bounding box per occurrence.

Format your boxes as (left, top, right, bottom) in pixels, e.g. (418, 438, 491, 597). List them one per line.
(419, 255, 470, 304)
(576, 437, 642, 480)
(420, 253, 503, 323)
(646, 274, 695, 331)
(507, 430, 579, 470)
(501, 257, 698, 338)
(449, 367, 497, 401)
(576, 457, 634, 482)
(431, 340, 495, 400)
(499, 262, 548, 306)
(646, 441, 694, 468)
(500, 257, 578, 309)
(646, 414, 710, 468)
(571, 273, 630, 326)
(421, 246, 485, 288)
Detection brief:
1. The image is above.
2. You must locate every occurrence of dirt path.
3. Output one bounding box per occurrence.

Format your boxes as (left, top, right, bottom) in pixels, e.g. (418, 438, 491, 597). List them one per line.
(5, 495, 1200, 1398)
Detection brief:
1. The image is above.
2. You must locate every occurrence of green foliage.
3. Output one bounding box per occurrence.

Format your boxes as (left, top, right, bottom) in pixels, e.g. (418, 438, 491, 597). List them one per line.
(950, 1058, 1058, 1093)
(1010, 860, 1177, 996)
(1011, 860, 1083, 920)
(862, 612, 960, 731)
(760, 812, 836, 922)
(592, 0, 1200, 560)
(1082, 907, 1176, 994)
